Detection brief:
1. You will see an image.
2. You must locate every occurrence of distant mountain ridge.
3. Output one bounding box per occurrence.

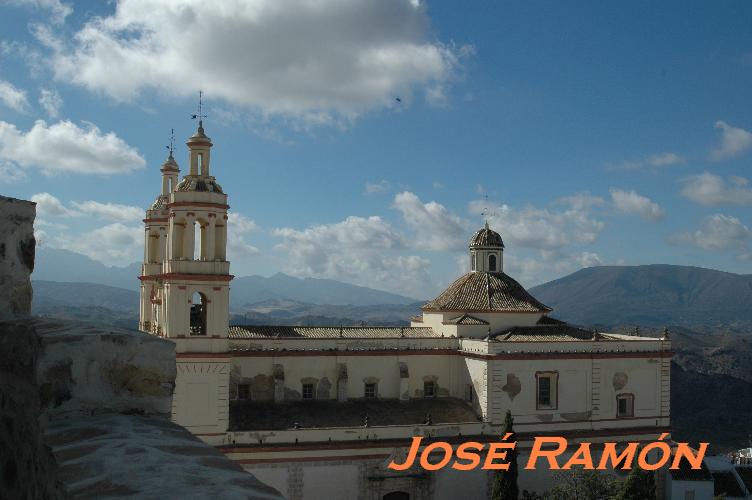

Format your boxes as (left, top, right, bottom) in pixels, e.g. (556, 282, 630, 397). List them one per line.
(33, 248, 419, 306)
(530, 264, 752, 329)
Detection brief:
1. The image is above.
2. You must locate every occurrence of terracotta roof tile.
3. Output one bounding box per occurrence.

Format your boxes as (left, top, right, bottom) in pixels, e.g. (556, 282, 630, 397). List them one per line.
(423, 272, 551, 313)
(444, 314, 489, 325)
(228, 325, 439, 339)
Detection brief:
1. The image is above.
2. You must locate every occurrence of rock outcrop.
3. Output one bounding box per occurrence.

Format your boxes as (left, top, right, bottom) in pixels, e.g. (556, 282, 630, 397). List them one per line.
(0, 195, 35, 317)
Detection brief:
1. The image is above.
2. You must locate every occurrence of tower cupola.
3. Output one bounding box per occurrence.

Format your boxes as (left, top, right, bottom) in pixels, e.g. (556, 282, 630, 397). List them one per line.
(469, 221, 504, 272)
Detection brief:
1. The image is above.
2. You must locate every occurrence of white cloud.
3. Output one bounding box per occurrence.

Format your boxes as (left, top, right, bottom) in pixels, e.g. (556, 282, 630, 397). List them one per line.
(0, 80, 30, 112)
(669, 214, 751, 252)
(43, 0, 470, 125)
(55, 222, 143, 265)
(0, 159, 27, 183)
(38, 88, 63, 118)
(469, 200, 605, 250)
(557, 192, 605, 211)
(271, 215, 432, 297)
(609, 188, 664, 221)
(710, 120, 752, 161)
(680, 172, 752, 206)
(577, 251, 603, 268)
(70, 200, 143, 221)
(606, 152, 684, 171)
(227, 212, 260, 259)
(0, 119, 145, 175)
(31, 192, 77, 217)
(3, 0, 71, 23)
(392, 191, 469, 251)
(365, 180, 391, 194)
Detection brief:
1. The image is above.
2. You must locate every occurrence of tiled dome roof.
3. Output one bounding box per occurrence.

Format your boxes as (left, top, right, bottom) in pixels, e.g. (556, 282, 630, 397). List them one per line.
(175, 176, 224, 194)
(422, 271, 550, 313)
(469, 224, 504, 248)
(149, 194, 169, 211)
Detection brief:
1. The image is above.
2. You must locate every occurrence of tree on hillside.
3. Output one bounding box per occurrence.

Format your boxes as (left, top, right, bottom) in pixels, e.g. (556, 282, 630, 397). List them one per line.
(544, 469, 618, 500)
(492, 410, 519, 500)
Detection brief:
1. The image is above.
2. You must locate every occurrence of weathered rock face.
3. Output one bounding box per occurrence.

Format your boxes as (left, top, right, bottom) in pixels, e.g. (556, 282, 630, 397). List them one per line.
(0, 195, 35, 318)
(47, 414, 282, 500)
(0, 320, 67, 500)
(34, 319, 176, 419)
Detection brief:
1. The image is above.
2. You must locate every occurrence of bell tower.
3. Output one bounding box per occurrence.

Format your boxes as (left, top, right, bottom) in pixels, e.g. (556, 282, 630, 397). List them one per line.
(140, 94, 233, 435)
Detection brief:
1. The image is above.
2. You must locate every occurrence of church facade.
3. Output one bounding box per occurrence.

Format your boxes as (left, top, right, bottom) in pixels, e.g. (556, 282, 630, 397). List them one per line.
(139, 122, 671, 499)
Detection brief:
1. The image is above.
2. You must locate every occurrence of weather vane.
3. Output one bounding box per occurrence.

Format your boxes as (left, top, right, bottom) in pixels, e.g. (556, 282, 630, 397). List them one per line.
(165, 128, 175, 157)
(191, 90, 207, 124)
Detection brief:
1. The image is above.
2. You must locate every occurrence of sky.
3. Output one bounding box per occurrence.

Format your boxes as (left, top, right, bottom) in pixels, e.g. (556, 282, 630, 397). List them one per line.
(0, 0, 751, 299)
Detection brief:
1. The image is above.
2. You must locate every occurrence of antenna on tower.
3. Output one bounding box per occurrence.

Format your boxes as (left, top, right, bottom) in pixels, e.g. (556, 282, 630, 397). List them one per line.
(190, 90, 207, 127)
(165, 128, 175, 158)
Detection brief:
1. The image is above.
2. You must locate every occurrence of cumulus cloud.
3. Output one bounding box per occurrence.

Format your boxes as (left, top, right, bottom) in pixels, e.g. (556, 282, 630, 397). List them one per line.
(41, 0, 470, 125)
(55, 222, 143, 265)
(606, 152, 684, 171)
(469, 200, 605, 250)
(31, 192, 144, 221)
(669, 214, 751, 253)
(0, 80, 30, 112)
(31, 192, 78, 217)
(272, 215, 432, 297)
(710, 120, 752, 161)
(0, 119, 145, 175)
(557, 192, 605, 211)
(609, 188, 664, 221)
(38, 88, 63, 118)
(227, 212, 260, 259)
(680, 172, 752, 206)
(392, 191, 469, 251)
(70, 200, 143, 221)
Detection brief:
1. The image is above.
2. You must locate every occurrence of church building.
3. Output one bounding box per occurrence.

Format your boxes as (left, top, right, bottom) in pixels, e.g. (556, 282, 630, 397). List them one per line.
(139, 120, 671, 500)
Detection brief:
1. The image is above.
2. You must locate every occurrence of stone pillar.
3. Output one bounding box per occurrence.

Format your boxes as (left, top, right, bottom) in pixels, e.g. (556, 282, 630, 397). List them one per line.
(183, 214, 195, 260)
(205, 217, 216, 260)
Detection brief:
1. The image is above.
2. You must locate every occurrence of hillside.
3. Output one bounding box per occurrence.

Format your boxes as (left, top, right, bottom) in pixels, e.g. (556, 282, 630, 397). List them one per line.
(530, 264, 752, 329)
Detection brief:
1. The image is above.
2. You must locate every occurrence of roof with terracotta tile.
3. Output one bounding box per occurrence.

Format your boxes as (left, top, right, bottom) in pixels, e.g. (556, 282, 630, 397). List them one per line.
(469, 224, 504, 248)
(228, 325, 440, 339)
(422, 271, 551, 313)
(444, 314, 489, 325)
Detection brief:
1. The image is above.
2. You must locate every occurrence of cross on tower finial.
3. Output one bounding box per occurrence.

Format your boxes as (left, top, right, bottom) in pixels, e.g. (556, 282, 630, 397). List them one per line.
(191, 90, 207, 129)
(481, 194, 490, 228)
(165, 128, 175, 158)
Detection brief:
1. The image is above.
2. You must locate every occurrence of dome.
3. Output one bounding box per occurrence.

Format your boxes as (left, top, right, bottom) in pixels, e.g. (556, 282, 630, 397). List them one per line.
(175, 176, 224, 194)
(149, 194, 169, 211)
(469, 222, 504, 248)
(161, 153, 179, 172)
(422, 271, 550, 313)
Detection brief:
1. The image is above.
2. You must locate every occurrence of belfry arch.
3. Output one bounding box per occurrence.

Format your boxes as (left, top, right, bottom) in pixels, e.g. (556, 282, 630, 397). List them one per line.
(190, 291, 208, 336)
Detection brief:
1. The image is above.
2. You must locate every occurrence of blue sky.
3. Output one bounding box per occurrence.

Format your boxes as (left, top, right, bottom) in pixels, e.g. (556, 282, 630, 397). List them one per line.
(1, 0, 751, 299)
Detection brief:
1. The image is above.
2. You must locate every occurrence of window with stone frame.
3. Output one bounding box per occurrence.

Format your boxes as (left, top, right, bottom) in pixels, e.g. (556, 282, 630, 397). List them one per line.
(424, 380, 436, 398)
(536, 371, 558, 409)
(302, 383, 315, 400)
(237, 383, 250, 400)
(464, 384, 474, 402)
(364, 382, 377, 399)
(616, 393, 634, 418)
(488, 254, 497, 271)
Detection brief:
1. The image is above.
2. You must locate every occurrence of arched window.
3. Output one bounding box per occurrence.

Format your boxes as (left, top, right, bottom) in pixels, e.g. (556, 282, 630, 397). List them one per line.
(471, 254, 476, 271)
(190, 292, 207, 336)
(197, 153, 203, 174)
(488, 254, 497, 272)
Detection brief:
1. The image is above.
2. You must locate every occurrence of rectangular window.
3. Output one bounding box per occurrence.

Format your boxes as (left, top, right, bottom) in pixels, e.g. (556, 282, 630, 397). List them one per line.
(616, 394, 634, 418)
(536, 372, 558, 409)
(424, 381, 436, 398)
(237, 384, 250, 400)
(684, 491, 695, 500)
(364, 383, 377, 399)
(302, 383, 315, 400)
(464, 384, 474, 402)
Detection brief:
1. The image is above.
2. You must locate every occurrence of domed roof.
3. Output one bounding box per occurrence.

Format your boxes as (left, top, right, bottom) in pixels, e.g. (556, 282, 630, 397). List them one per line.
(422, 271, 551, 313)
(469, 222, 504, 248)
(175, 176, 224, 194)
(161, 153, 179, 172)
(149, 194, 169, 211)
